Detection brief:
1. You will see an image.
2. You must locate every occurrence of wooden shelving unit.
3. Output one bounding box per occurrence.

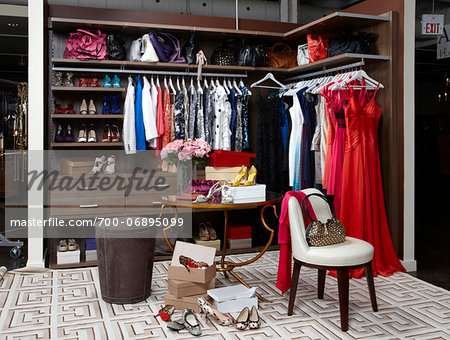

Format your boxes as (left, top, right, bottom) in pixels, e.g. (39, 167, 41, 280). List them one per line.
(51, 86, 125, 92)
(52, 114, 124, 119)
(51, 142, 124, 147)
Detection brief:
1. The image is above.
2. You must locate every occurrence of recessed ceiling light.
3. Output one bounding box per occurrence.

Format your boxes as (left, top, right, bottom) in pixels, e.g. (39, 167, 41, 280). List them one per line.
(7, 23, 19, 28)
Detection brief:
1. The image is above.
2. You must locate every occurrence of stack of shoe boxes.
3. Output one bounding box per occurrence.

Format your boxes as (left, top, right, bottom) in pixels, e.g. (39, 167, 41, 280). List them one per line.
(165, 241, 216, 312)
(227, 225, 252, 250)
(85, 238, 97, 262)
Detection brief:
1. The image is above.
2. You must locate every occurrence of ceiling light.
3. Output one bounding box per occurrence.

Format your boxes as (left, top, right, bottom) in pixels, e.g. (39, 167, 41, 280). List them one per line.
(7, 23, 19, 28)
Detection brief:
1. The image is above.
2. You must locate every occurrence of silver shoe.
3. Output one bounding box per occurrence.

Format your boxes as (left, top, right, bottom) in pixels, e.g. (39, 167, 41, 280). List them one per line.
(182, 308, 201, 336)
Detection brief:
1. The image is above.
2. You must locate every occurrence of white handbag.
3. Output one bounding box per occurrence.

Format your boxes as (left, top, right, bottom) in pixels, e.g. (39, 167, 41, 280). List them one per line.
(140, 34, 159, 62)
(127, 38, 142, 61)
(297, 44, 309, 66)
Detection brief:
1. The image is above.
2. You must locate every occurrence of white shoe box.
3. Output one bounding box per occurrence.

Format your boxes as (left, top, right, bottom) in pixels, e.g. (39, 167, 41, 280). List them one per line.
(57, 249, 80, 265)
(229, 184, 266, 201)
(85, 250, 97, 262)
(227, 238, 252, 249)
(208, 284, 258, 313)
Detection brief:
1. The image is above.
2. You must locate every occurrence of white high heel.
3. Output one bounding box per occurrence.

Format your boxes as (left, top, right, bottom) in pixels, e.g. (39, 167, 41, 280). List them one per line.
(194, 182, 221, 203)
(221, 181, 234, 204)
(104, 155, 115, 174)
(90, 155, 106, 174)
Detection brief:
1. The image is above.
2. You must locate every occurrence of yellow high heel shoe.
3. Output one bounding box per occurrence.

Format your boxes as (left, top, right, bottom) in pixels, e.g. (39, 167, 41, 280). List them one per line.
(230, 165, 247, 186)
(242, 165, 257, 186)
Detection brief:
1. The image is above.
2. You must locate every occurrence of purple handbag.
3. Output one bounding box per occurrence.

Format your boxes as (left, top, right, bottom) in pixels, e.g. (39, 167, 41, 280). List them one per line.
(149, 32, 186, 63)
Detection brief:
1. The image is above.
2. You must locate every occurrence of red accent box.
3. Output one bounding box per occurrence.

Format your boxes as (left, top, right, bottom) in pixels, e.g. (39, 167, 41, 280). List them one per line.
(227, 224, 252, 239)
(209, 150, 256, 167)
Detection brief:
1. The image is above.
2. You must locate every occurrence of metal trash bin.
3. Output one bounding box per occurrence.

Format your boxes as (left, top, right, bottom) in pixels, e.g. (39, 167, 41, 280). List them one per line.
(95, 222, 155, 304)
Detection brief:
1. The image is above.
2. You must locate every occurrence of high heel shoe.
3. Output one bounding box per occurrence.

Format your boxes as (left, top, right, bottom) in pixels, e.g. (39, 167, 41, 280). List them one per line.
(221, 182, 234, 204)
(155, 305, 175, 322)
(243, 165, 257, 186)
(79, 99, 88, 115)
(88, 99, 96, 115)
(104, 155, 115, 174)
(235, 307, 249, 330)
(205, 221, 217, 240)
(179, 255, 209, 272)
(230, 165, 247, 186)
(198, 223, 210, 241)
(198, 296, 234, 326)
(248, 306, 260, 329)
(193, 182, 221, 203)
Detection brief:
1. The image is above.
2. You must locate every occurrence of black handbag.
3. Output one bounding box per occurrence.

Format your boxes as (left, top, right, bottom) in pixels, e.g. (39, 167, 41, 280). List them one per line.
(327, 32, 375, 58)
(238, 44, 269, 67)
(106, 34, 126, 60)
(182, 31, 198, 64)
(211, 40, 237, 66)
(301, 193, 346, 247)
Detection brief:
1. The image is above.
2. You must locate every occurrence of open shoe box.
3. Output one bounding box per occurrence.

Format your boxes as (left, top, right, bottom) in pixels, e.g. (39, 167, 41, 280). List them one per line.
(207, 284, 258, 313)
(167, 241, 216, 284)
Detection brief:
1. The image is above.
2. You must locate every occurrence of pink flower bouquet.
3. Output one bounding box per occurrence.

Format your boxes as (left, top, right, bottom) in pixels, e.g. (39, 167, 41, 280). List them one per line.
(161, 138, 212, 165)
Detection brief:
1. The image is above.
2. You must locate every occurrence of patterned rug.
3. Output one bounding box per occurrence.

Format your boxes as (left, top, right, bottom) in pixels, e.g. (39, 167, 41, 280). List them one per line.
(0, 251, 449, 339)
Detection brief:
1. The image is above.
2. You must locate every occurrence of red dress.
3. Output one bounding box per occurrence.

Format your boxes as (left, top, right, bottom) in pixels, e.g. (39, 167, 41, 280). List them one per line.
(340, 86, 405, 278)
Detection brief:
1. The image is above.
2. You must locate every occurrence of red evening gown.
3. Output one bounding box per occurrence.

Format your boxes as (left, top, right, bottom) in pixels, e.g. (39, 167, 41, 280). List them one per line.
(339, 86, 405, 278)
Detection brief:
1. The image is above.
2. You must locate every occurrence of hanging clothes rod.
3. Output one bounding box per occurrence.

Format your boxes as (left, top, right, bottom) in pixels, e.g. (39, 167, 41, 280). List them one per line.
(52, 66, 248, 78)
(284, 60, 366, 83)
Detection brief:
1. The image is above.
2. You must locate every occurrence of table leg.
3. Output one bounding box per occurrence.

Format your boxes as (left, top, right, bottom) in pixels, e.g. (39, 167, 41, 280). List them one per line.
(221, 208, 228, 278)
(160, 205, 178, 252)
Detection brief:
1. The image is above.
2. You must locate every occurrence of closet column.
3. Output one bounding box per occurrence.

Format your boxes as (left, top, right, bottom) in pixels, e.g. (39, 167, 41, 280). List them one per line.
(27, 0, 45, 268)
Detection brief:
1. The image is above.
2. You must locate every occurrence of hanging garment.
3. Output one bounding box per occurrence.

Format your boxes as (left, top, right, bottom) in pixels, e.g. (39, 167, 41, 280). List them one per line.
(235, 93, 243, 152)
(317, 96, 329, 184)
(149, 81, 158, 148)
(170, 92, 176, 142)
(162, 87, 171, 147)
(141, 76, 158, 142)
(156, 86, 164, 150)
(241, 86, 250, 149)
(213, 85, 231, 150)
(204, 86, 214, 145)
(339, 86, 405, 278)
(280, 101, 289, 154)
(188, 84, 198, 139)
(256, 95, 283, 193)
(134, 77, 146, 151)
(302, 90, 318, 188)
(123, 77, 136, 154)
(196, 87, 206, 140)
(229, 88, 238, 151)
(183, 83, 189, 139)
(174, 90, 185, 140)
(288, 93, 303, 188)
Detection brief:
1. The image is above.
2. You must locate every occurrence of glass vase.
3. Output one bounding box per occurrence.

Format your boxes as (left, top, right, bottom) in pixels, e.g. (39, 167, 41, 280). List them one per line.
(177, 162, 196, 194)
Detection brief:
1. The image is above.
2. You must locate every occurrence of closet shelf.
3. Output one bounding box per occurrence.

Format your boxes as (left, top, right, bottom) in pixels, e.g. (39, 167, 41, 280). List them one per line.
(51, 142, 124, 147)
(52, 114, 124, 119)
(51, 86, 125, 92)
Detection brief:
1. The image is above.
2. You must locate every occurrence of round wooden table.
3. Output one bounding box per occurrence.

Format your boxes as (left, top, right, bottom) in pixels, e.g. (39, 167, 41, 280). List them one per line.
(160, 191, 282, 303)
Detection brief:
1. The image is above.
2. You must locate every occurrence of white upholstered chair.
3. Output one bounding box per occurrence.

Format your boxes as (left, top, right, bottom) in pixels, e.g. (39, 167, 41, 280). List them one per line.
(287, 188, 378, 331)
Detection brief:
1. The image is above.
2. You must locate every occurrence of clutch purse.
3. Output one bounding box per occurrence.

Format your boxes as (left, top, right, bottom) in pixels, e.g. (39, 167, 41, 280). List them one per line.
(300, 193, 346, 247)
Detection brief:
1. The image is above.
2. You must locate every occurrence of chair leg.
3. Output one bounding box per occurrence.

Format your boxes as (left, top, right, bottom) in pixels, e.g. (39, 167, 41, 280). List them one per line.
(365, 262, 378, 312)
(318, 269, 326, 299)
(288, 261, 301, 315)
(337, 270, 349, 332)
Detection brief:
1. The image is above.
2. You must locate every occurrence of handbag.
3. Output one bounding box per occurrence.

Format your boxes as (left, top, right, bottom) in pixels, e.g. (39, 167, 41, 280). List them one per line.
(182, 31, 198, 64)
(140, 34, 159, 62)
(300, 193, 346, 247)
(297, 44, 309, 65)
(211, 40, 237, 66)
(307, 34, 334, 63)
(149, 32, 186, 63)
(267, 42, 297, 68)
(238, 44, 269, 67)
(326, 32, 375, 58)
(63, 29, 107, 60)
(106, 34, 126, 60)
(127, 38, 142, 61)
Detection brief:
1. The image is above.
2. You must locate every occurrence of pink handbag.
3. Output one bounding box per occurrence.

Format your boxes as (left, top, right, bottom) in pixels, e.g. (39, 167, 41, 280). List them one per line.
(63, 29, 107, 60)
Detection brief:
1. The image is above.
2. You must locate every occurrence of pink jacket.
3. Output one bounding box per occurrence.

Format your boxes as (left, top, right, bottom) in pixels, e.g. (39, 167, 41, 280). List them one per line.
(276, 191, 316, 294)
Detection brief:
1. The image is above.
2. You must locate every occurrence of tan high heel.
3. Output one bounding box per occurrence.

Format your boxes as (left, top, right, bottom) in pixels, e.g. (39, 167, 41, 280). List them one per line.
(230, 165, 247, 186)
(242, 165, 257, 186)
(198, 223, 210, 241)
(198, 296, 234, 326)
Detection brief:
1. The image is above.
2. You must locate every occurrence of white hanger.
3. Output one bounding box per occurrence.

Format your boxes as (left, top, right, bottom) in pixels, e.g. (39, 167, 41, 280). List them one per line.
(204, 78, 208, 88)
(251, 72, 286, 89)
(227, 78, 233, 90)
(215, 78, 220, 87)
(156, 76, 160, 87)
(176, 76, 181, 91)
(197, 78, 203, 94)
(223, 79, 230, 94)
(190, 77, 194, 87)
(169, 77, 176, 94)
(151, 75, 155, 87)
(232, 79, 242, 95)
(182, 77, 186, 89)
(333, 69, 382, 91)
(164, 76, 168, 89)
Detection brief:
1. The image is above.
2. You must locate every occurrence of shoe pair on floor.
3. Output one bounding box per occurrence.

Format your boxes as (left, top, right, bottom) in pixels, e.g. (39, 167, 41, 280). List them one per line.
(102, 95, 121, 114)
(90, 155, 115, 174)
(54, 124, 74, 142)
(58, 239, 78, 252)
(198, 222, 217, 241)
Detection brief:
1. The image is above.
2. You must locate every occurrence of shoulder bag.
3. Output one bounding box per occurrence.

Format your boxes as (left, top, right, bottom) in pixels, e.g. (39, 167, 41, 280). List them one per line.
(300, 193, 346, 247)
(149, 32, 186, 63)
(267, 42, 297, 68)
(63, 29, 107, 60)
(297, 44, 309, 65)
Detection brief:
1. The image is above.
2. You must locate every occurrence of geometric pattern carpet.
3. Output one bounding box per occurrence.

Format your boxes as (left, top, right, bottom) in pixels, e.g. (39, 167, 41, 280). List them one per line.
(0, 251, 449, 339)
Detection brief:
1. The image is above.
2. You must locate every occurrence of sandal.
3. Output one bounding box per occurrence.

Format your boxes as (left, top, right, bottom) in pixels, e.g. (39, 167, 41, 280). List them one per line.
(68, 239, 78, 251)
(90, 77, 99, 87)
(58, 239, 68, 252)
(78, 77, 88, 87)
(155, 305, 175, 322)
(103, 74, 112, 87)
(104, 155, 115, 174)
(90, 155, 106, 174)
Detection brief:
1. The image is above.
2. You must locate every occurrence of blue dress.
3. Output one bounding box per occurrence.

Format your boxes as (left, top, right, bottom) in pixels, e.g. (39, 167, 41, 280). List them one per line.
(228, 88, 238, 151)
(134, 77, 146, 151)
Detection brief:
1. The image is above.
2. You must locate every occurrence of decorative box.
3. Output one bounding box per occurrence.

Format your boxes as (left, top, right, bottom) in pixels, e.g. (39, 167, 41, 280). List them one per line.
(168, 278, 215, 298)
(60, 158, 92, 175)
(85, 249, 97, 262)
(164, 292, 208, 313)
(227, 225, 252, 240)
(207, 284, 258, 313)
(57, 249, 80, 265)
(167, 241, 216, 284)
(86, 238, 96, 250)
(229, 184, 266, 201)
(209, 150, 256, 167)
(194, 238, 221, 252)
(205, 166, 243, 181)
(227, 238, 252, 250)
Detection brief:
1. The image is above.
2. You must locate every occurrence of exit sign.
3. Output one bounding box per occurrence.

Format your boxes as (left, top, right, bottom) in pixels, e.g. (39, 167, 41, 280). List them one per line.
(422, 14, 444, 35)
